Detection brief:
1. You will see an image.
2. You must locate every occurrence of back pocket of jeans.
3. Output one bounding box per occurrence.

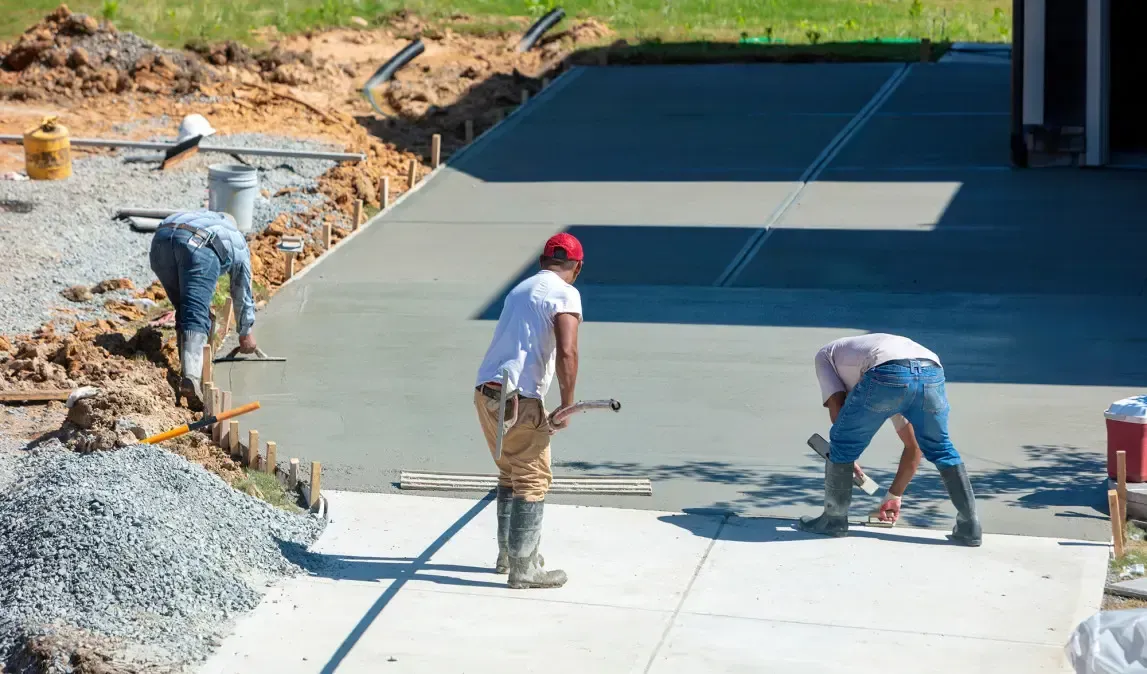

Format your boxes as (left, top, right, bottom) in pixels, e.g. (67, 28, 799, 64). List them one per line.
(863, 381, 908, 414)
(923, 382, 950, 414)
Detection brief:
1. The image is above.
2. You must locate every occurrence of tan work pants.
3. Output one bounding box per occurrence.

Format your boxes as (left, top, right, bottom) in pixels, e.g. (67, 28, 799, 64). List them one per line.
(473, 390, 553, 502)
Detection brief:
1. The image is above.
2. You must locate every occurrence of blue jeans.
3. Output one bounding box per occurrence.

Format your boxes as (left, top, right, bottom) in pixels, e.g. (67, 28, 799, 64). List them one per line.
(148, 226, 221, 335)
(829, 359, 963, 469)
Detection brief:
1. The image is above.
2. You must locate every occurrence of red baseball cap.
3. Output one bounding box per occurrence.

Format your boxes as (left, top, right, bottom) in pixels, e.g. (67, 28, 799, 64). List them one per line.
(542, 232, 584, 262)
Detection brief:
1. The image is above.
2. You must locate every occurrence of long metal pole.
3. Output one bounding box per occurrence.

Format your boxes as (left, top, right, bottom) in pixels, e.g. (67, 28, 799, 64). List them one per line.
(0, 135, 364, 162)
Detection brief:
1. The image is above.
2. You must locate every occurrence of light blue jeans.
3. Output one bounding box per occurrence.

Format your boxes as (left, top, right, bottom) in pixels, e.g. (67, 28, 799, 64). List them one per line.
(148, 226, 221, 335)
(829, 359, 963, 469)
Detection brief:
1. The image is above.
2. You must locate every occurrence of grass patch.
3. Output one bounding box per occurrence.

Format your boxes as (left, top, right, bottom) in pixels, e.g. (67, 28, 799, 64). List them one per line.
(233, 467, 302, 512)
(211, 273, 269, 309)
(1, 0, 1011, 49)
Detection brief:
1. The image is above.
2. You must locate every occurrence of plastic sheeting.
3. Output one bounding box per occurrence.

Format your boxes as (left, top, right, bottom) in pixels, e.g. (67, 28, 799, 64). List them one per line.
(1066, 609, 1147, 673)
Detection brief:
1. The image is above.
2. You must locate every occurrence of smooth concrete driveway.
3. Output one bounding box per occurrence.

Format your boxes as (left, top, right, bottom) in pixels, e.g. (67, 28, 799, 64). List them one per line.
(219, 61, 1147, 542)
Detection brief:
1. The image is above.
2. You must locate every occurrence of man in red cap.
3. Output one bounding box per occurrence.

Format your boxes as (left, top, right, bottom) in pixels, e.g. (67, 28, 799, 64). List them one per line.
(474, 232, 585, 589)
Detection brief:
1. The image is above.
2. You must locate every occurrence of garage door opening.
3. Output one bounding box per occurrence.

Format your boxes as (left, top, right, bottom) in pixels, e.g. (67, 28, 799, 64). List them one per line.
(1110, 0, 1147, 163)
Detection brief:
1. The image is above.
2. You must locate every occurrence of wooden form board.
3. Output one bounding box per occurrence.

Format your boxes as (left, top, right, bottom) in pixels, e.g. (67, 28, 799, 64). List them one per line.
(399, 471, 652, 496)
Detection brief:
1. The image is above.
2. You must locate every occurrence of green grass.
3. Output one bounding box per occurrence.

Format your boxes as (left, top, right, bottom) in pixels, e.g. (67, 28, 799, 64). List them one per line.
(212, 273, 269, 309)
(233, 467, 302, 512)
(2, 0, 1010, 49)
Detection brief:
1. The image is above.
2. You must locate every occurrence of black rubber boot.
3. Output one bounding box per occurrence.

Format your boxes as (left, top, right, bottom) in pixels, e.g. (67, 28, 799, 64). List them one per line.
(507, 499, 566, 589)
(940, 464, 982, 547)
(797, 461, 855, 537)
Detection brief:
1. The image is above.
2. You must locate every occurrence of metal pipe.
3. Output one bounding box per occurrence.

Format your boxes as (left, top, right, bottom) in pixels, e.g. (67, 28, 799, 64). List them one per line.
(0, 135, 364, 162)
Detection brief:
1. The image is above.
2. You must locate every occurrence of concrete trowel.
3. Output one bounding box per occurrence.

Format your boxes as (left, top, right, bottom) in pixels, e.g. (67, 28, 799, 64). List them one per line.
(212, 346, 287, 363)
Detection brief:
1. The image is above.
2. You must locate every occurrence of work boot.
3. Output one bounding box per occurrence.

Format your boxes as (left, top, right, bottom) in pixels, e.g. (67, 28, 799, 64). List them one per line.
(507, 498, 566, 589)
(495, 487, 544, 574)
(797, 461, 855, 537)
(940, 464, 982, 547)
(179, 330, 208, 408)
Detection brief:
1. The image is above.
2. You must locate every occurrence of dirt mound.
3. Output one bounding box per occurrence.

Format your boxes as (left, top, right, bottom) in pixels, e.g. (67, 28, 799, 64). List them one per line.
(0, 4, 207, 99)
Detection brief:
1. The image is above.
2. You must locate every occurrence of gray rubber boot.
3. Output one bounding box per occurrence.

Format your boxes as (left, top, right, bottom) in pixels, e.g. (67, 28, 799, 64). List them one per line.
(507, 499, 566, 589)
(179, 330, 208, 407)
(495, 486, 512, 573)
(940, 464, 982, 547)
(797, 461, 855, 537)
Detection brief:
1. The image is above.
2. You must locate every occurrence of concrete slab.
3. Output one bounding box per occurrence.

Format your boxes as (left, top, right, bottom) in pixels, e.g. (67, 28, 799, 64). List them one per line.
(221, 61, 1143, 546)
(199, 492, 1107, 674)
(879, 62, 1011, 114)
(678, 516, 1107, 644)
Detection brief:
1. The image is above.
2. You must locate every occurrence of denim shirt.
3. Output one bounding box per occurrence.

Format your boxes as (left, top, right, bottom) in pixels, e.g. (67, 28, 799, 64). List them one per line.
(160, 210, 257, 336)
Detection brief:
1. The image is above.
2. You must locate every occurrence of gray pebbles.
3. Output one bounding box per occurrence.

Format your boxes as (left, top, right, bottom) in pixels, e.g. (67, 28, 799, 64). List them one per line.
(0, 130, 342, 335)
(0, 441, 325, 668)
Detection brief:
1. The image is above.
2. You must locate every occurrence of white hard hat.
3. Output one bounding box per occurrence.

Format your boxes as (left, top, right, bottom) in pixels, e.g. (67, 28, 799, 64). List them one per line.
(177, 114, 216, 143)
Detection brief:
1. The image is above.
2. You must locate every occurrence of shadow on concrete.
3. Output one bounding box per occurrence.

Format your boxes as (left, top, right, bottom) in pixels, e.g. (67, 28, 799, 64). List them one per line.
(659, 512, 958, 546)
(565, 444, 1108, 529)
(277, 541, 504, 588)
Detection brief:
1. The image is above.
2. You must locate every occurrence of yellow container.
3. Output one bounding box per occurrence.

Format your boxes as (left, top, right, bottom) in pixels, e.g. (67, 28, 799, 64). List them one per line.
(24, 116, 72, 180)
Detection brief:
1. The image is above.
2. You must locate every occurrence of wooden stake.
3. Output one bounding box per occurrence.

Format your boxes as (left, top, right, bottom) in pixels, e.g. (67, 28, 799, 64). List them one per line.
(201, 344, 213, 386)
(380, 176, 390, 209)
(219, 297, 234, 342)
(1118, 451, 1129, 527)
(228, 420, 239, 459)
(202, 383, 214, 424)
(265, 441, 277, 474)
(431, 134, 441, 168)
(283, 251, 295, 280)
(920, 38, 932, 62)
(464, 120, 474, 144)
(353, 199, 363, 231)
(520, 89, 529, 106)
(246, 429, 259, 468)
(217, 391, 231, 446)
(309, 461, 322, 510)
(0, 389, 73, 403)
(407, 159, 418, 189)
(1111, 489, 1126, 558)
(289, 458, 299, 489)
(322, 223, 332, 250)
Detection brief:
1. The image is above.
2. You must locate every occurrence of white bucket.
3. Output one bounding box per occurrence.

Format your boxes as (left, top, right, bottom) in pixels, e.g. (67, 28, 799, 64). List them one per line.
(207, 164, 258, 234)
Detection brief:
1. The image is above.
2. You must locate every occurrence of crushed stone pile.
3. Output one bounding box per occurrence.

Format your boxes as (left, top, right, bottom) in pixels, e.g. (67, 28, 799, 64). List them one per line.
(0, 4, 207, 100)
(0, 441, 325, 671)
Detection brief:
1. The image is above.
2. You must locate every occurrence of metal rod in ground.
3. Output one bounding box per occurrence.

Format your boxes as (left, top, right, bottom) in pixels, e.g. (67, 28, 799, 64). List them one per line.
(0, 135, 365, 162)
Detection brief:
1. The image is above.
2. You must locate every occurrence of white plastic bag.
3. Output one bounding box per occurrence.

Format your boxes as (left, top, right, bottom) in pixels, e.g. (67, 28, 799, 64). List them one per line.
(1066, 609, 1147, 673)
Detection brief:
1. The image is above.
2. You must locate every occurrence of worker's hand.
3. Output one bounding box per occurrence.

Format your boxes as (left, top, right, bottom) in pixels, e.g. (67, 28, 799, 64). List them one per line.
(875, 493, 902, 523)
(238, 334, 257, 354)
(853, 463, 866, 480)
(547, 409, 572, 434)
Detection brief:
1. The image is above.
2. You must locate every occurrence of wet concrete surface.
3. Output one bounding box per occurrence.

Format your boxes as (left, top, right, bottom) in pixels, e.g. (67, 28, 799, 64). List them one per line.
(219, 62, 1147, 542)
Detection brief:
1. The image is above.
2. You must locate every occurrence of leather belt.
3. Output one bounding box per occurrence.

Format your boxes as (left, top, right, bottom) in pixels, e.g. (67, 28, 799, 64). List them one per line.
(159, 222, 228, 265)
(477, 384, 511, 401)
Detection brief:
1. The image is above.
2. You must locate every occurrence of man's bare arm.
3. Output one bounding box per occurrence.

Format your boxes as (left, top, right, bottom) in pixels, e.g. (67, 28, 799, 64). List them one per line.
(824, 392, 846, 424)
(888, 421, 924, 497)
(554, 313, 580, 410)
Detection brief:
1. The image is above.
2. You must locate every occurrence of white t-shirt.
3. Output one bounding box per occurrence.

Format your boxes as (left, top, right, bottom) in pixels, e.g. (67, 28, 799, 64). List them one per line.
(476, 270, 583, 399)
(814, 333, 941, 430)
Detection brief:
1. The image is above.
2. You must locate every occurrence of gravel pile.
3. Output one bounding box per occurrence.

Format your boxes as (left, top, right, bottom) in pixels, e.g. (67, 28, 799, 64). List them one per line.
(0, 441, 324, 668)
(0, 130, 340, 335)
